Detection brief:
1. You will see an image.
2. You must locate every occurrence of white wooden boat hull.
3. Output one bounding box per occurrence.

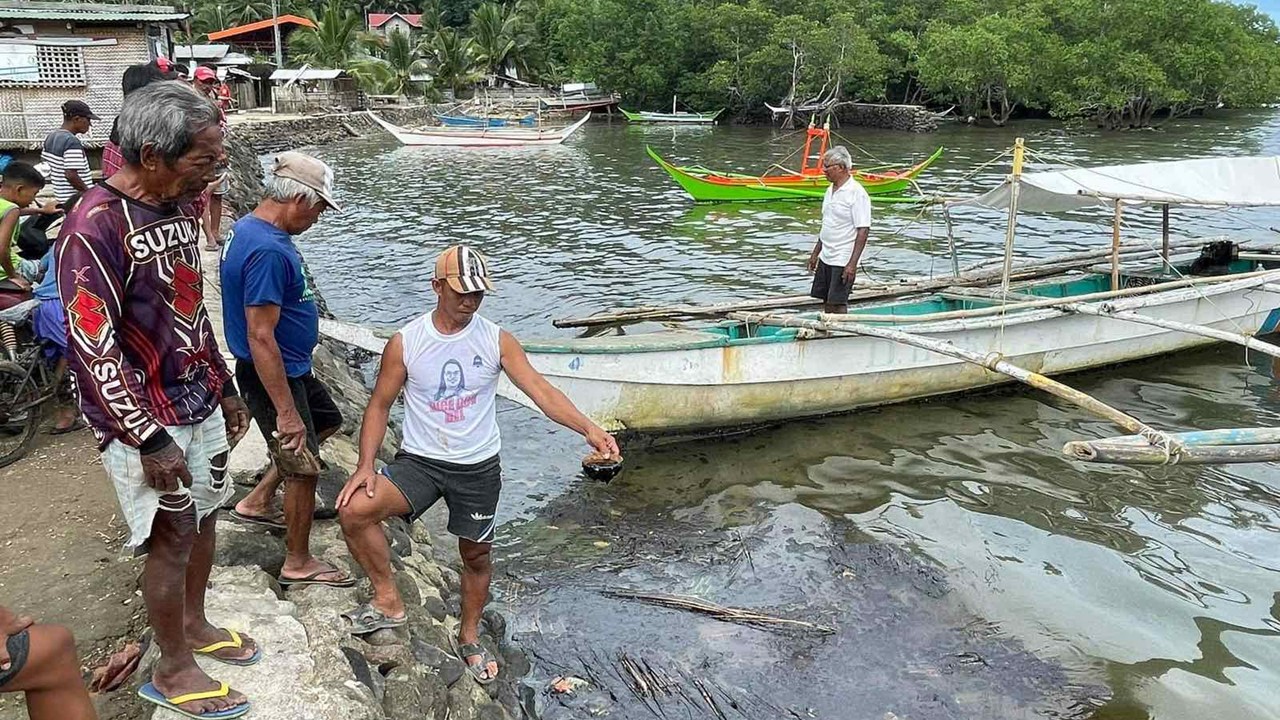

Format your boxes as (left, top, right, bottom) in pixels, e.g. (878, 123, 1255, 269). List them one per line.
(367, 111, 590, 147)
(497, 274, 1280, 435)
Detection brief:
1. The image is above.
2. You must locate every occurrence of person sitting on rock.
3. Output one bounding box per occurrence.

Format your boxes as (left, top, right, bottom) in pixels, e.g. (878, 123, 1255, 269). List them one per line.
(336, 245, 618, 684)
(220, 151, 354, 590)
(0, 605, 96, 719)
(57, 81, 255, 719)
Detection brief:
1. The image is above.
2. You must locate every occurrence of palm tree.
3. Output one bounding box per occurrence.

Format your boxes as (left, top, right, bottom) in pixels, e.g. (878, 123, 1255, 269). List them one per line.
(350, 29, 432, 96)
(425, 27, 482, 96)
(468, 1, 534, 78)
(289, 0, 363, 68)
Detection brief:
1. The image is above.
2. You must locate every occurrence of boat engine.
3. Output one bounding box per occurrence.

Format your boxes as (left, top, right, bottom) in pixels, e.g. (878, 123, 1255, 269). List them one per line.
(1189, 240, 1237, 276)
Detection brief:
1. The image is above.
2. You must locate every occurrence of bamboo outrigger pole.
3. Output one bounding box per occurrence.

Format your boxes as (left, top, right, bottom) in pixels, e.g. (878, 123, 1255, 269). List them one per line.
(729, 311, 1177, 448)
(999, 138, 1026, 297)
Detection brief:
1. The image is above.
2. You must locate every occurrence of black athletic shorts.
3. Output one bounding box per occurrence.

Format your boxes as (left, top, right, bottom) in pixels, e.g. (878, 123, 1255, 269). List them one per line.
(810, 259, 854, 305)
(380, 452, 501, 544)
(0, 630, 29, 689)
(236, 359, 343, 476)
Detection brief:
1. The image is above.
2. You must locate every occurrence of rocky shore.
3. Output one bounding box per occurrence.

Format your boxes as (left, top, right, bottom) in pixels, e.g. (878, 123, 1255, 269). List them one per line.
(133, 113, 528, 719)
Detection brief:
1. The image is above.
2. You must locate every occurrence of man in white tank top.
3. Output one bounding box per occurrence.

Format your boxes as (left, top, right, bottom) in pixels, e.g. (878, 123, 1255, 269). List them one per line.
(335, 245, 618, 684)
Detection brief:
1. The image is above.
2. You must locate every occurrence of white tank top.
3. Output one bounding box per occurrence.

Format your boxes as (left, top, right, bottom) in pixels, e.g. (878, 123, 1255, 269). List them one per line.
(399, 311, 502, 464)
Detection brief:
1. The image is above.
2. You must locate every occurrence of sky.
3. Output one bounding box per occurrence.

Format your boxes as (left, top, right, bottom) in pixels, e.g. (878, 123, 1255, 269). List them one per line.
(1254, 0, 1280, 19)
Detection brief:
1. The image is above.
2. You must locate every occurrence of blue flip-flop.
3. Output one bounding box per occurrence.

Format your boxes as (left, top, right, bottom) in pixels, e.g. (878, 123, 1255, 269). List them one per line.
(193, 628, 262, 666)
(138, 681, 250, 719)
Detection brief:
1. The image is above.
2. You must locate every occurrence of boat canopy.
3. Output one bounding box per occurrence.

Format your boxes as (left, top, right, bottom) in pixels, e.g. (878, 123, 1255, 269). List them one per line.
(950, 156, 1280, 212)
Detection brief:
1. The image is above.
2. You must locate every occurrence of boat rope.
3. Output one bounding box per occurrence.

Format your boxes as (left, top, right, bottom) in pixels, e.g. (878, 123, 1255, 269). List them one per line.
(829, 129, 890, 165)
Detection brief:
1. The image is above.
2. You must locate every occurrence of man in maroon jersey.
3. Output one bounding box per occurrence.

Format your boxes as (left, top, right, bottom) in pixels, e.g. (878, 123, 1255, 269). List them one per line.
(56, 81, 256, 719)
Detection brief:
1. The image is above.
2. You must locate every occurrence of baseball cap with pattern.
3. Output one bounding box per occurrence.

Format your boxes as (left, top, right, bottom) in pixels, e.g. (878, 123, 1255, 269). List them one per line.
(271, 151, 342, 212)
(434, 245, 495, 294)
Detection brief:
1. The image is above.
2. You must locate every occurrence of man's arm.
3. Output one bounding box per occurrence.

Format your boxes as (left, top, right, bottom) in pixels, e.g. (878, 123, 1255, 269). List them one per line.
(337, 333, 407, 506)
(843, 227, 869, 285)
(241, 249, 305, 451)
(245, 304, 304, 451)
(842, 190, 872, 284)
(499, 330, 619, 455)
(63, 141, 90, 193)
(808, 239, 822, 274)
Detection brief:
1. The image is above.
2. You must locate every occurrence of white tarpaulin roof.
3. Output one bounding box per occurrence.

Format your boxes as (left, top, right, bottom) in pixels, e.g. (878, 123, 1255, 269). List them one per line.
(950, 156, 1280, 212)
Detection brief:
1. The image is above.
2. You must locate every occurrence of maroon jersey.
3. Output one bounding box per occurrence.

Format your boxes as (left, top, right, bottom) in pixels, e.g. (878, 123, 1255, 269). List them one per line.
(57, 184, 232, 452)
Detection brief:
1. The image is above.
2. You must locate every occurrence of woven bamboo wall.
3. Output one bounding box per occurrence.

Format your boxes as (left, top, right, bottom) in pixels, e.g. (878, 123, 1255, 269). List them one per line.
(0, 23, 155, 148)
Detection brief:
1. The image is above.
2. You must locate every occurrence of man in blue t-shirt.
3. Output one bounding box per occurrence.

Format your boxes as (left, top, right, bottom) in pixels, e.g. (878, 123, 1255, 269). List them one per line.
(220, 152, 353, 589)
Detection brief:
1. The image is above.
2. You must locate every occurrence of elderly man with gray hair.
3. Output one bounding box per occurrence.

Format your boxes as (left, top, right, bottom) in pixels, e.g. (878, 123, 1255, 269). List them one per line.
(220, 152, 353, 592)
(56, 81, 256, 717)
(807, 145, 871, 313)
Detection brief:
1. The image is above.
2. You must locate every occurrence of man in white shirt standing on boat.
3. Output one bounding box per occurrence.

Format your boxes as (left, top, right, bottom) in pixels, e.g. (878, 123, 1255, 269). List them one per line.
(807, 146, 872, 314)
(335, 244, 619, 685)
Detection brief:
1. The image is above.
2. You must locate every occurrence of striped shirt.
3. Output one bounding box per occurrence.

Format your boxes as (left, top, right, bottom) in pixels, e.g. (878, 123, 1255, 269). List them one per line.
(56, 184, 233, 452)
(42, 129, 91, 203)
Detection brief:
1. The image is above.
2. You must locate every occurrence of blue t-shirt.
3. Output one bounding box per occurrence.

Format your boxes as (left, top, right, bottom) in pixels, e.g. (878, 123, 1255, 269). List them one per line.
(220, 215, 319, 378)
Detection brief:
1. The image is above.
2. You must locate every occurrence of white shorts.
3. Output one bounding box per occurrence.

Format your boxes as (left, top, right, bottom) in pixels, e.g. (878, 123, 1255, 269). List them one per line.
(102, 406, 232, 550)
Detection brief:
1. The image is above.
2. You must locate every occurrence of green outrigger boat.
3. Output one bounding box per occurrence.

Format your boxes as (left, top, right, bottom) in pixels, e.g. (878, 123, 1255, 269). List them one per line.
(646, 119, 942, 203)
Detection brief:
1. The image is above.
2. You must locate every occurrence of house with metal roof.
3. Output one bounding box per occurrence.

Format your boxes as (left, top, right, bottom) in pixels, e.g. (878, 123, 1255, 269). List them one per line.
(207, 15, 315, 61)
(0, 1, 186, 148)
(367, 13, 424, 39)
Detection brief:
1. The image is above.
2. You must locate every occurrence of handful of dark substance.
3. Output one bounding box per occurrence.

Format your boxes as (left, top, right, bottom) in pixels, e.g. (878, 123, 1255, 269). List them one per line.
(582, 451, 624, 482)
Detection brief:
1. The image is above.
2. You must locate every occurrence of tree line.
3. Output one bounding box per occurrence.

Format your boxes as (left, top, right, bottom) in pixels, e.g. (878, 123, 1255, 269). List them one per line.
(129, 0, 1280, 128)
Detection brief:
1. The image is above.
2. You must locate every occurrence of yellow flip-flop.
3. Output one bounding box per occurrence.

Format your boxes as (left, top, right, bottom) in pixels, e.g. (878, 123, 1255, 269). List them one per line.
(193, 629, 261, 666)
(138, 680, 250, 719)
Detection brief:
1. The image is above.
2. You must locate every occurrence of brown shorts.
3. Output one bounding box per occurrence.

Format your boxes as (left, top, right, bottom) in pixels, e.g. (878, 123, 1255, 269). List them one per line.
(236, 360, 342, 479)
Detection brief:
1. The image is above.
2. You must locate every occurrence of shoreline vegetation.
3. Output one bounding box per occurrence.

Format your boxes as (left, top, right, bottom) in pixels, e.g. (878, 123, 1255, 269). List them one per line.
(151, 0, 1280, 129)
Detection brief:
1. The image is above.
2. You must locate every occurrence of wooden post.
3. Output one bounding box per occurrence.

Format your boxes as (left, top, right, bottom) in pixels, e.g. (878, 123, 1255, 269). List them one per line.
(944, 206, 960, 279)
(1111, 199, 1123, 291)
(999, 138, 1026, 297)
(1161, 203, 1170, 269)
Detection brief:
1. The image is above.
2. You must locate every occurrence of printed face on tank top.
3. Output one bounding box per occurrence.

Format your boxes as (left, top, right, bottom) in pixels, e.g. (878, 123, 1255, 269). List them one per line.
(430, 358, 473, 422)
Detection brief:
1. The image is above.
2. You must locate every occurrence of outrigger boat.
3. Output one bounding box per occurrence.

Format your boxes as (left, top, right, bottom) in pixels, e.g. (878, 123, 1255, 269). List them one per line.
(317, 143, 1280, 465)
(620, 97, 723, 124)
(497, 144, 1280, 465)
(367, 112, 590, 147)
(647, 119, 942, 203)
(438, 113, 536, 128)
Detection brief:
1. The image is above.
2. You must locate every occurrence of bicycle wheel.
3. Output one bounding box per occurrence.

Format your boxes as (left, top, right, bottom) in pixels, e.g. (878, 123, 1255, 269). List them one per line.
(0, 360, 42, 468)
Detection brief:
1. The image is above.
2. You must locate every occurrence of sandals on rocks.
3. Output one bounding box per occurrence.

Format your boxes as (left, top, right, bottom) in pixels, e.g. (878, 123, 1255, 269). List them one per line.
(342, 603, 407, 635)
(277, 563, 355, 589)
(450, 634, 499, 685)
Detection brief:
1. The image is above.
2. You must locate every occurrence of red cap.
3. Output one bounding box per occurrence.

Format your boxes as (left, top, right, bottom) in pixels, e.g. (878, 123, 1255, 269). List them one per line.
(154, 57, 172, 72)
(194, 66, 217, 82)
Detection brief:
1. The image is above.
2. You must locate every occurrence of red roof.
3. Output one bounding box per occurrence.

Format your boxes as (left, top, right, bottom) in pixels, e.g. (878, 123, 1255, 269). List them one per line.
(368, 13, 423, 28)
(208, 14, 316, 41)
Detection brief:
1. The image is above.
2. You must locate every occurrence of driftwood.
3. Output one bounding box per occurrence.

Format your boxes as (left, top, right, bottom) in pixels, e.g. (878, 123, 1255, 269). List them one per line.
(553, 237, 1225, 329)
(601, 589, 836, 635)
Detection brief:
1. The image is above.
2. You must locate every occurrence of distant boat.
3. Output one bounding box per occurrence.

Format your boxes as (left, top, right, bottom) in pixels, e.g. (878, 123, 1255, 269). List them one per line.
(367, 111, 591, 147)
(620, 96, 722, 124)
(646, 119, 942, 203)
(765, 100, 834, 116)
(539, 95, 619, 112)
(438, 113, 536, 128)
(621, 108, 723, 124)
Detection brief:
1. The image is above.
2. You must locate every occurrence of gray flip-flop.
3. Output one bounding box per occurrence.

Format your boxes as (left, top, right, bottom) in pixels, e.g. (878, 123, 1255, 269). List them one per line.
(277, 564, 355, 589)
(342, 603, 407, 635)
